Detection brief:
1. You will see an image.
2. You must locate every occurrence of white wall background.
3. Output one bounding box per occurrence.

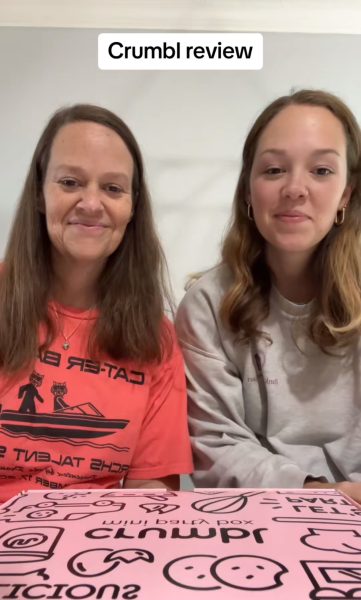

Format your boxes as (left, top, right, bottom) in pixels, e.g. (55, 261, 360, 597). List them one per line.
(1, 0, 360, 34)
(0, 25, 360, 302)
(0, 1, 360, 489)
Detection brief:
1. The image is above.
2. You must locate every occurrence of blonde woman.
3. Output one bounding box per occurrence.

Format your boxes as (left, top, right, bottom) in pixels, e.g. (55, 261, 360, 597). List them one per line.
(176, 89, 361, 502)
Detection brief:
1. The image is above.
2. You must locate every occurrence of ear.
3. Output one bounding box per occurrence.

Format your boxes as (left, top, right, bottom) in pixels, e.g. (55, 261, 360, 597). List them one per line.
(339, 184, 352, 209)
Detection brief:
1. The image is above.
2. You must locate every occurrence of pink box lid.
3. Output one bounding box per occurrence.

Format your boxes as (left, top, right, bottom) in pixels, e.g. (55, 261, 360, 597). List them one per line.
(0, 487, 360, 598)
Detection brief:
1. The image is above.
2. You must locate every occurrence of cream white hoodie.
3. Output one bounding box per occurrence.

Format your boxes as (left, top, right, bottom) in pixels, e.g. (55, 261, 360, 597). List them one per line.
(176, 264, 361, 488)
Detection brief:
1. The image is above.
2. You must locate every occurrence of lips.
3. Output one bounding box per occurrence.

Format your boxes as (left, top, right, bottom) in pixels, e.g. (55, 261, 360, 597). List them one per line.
(274, 211, 310, 223)
(275, 211, 309, 218)
(68, 220, 108, 228)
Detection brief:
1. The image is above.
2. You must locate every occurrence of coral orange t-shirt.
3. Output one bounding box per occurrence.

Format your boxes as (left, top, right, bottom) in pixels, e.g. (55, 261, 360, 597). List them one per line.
(0, 303, 193, 503)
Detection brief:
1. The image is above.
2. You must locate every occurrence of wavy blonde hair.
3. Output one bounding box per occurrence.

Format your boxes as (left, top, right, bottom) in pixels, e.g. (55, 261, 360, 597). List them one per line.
(221, 89, 361, 351)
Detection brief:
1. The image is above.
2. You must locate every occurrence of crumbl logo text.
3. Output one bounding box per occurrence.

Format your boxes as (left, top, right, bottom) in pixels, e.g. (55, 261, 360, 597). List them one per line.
(98, 33, 263, 70)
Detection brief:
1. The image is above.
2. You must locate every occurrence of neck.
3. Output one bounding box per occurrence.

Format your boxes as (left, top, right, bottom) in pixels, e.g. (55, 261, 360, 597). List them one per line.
(266, 247, 315, 304)
(51, 253, 103, 309)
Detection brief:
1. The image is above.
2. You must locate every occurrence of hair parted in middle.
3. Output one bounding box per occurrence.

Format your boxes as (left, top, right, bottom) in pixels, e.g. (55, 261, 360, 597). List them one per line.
(221, 89, 361, 352)
(0, 104, 172, 373)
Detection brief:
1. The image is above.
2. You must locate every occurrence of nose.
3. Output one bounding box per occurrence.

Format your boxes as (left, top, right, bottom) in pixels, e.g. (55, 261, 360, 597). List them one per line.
(280, 172, 308, 201)
(76, 184, 104, 213)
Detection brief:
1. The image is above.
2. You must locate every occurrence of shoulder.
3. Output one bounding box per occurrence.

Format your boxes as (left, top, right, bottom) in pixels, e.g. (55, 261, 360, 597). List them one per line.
(177, 264, 232, 320)
(175, 264, 233, 347)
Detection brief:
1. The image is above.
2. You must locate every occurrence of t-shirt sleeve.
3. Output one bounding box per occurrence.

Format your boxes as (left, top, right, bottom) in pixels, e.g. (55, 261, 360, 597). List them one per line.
(126, 321, 194, 480)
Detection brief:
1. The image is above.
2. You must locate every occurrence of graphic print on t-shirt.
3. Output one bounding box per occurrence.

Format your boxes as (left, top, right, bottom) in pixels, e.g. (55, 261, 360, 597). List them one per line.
(1, 374, 129, 441)
(51, 381, 69, 411)
(17, 370, 44, 413)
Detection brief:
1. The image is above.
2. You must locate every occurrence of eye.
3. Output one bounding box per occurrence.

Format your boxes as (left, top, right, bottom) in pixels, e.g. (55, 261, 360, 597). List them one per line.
(313, 167, 333, 176)
(264, 167, 284, 176)
(58, 177, 80, 189)
(104, 183, 125, 195)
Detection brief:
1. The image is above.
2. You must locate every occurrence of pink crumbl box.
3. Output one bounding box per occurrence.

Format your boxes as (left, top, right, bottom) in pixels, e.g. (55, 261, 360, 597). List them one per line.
(0, 488, 360, 598)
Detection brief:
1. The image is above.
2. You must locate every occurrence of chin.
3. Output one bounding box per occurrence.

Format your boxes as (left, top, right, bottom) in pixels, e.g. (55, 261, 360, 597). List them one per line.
(66, 245, 115, 262)
(64, 252, 109, 266)
(270, 234, 319, 251)
(266, 241, 320, 260)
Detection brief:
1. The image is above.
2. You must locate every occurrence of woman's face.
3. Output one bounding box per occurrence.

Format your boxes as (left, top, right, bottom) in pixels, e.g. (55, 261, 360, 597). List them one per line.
(43, 121, 134, 270)
(249, 104, 351, 264)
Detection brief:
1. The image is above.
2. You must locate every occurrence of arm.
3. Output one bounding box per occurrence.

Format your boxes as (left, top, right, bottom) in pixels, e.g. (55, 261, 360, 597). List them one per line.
(18, 384, 26, 399)
(35, 389, 44, 403)
(176, 273, 313, 489)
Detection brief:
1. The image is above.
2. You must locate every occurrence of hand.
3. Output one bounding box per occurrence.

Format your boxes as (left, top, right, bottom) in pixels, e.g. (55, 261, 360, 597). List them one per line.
(304, 479, 361, 505)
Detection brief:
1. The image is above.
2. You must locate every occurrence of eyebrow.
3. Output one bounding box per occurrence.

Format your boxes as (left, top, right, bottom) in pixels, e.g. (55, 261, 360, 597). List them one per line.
(259, 148, 341, 157)
(52, 165, 131, 183)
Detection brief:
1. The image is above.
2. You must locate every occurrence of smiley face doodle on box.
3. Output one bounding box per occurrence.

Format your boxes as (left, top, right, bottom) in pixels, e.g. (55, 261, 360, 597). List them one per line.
(68, 548, 154, 577)
(163, 554, 288, 591)
(163, 554, 221, 590)
(210, 555, 288, 591)
(301, 528, 361, 554)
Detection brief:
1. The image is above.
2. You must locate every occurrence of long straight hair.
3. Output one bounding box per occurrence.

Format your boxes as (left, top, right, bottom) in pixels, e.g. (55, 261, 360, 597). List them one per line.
(221, 89, 361, 351)
(0, 104, 172, 373)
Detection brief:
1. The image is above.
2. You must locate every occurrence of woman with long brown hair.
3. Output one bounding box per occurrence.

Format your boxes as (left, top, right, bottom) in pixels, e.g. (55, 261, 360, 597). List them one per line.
(0, 104, 193, 502)
(176, 89, 361, 501)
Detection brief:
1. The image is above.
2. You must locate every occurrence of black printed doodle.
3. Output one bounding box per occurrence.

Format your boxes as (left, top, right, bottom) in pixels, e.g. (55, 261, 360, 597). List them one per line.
(163, 554, 220, 590)
(191, 491, 264, 514)
(274, 516, 361, 526)
(0, 497, 126, 522)
(301, 560, 361, 599)
(139, 503, 179, 514)
(0, 525, 63, 579)
(301, 528, 361, 554)
(163, 553, 288, 591)
(68, 548, 154, 577)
